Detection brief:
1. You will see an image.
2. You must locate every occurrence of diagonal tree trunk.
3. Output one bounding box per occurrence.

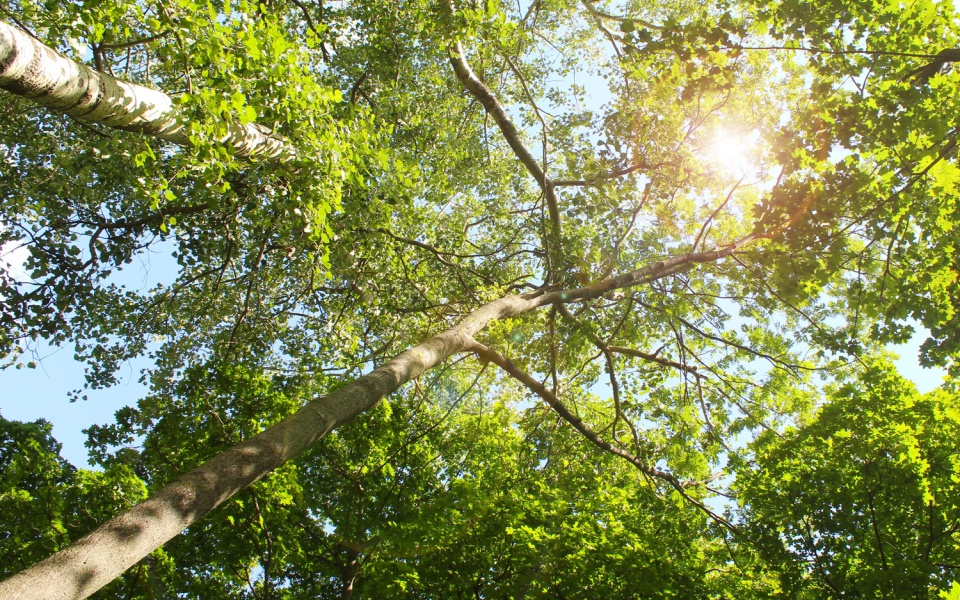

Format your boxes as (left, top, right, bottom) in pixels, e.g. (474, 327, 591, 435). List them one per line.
(0, 20, 296, 161)
(0, 241, 750, 600)
(0, 13, 762, 599)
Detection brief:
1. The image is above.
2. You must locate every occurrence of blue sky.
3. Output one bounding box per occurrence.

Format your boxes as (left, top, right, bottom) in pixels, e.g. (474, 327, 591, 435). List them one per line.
(1, 346, 149, 466)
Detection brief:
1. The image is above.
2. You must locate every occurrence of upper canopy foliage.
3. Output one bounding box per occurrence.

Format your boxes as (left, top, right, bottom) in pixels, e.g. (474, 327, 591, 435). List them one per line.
(1, 0, 959, 596)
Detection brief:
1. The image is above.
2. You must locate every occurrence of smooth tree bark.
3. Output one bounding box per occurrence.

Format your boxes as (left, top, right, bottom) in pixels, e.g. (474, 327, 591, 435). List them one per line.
(0, 20, 296, 161)
(0, 241, 752, 600)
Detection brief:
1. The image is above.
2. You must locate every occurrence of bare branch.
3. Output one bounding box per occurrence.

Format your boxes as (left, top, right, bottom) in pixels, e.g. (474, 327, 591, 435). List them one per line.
(693, 175, 745, 252)
(533, 232, 760, 308)
(580, 0, 662, 29)
(469, 340, 679, 483)
(553, 161, 661, 187)
(608, 345, 704, 378)
(98, 31, 169, 50)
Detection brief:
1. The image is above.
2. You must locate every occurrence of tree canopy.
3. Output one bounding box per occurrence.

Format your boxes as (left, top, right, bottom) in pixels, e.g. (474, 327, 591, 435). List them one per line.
(0, 0, 959, 597)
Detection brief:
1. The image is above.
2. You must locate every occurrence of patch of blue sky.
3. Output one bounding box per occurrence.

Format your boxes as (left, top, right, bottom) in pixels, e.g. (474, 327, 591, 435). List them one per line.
(0, 237, 180, 467)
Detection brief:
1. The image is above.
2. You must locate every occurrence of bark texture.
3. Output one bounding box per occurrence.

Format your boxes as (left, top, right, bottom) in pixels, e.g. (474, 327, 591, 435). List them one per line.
(0, 295, 531, 600)
(0, 20, 296, 160)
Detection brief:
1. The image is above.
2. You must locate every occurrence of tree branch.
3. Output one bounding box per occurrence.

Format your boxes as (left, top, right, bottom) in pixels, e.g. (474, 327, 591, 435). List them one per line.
(552, 161, 661, 187)
(532, 232, 759, 308)
(98, 31, 169, 50)
(0, 234, 755, 598)
(608, 345, 704, 378)
(0, 20, 297, 162)
(469, 339, 680, 483)
(469, 339, 737, 531)
(447, 40, 562, 246)
(580, 0, 662, 29)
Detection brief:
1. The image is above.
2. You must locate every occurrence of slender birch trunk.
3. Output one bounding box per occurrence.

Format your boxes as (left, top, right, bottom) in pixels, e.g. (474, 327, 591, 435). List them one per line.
(0, 20, 296, 161)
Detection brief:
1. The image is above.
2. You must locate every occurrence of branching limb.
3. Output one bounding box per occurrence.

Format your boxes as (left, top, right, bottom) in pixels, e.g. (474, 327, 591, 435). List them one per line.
(607, 345, 704, 378)
(603, 347, 625, 443)
(84, 204, 210, 231)
(693, 175, 745, 252)
(447, 40, 562, 244)
(469, 339, 677, 483)
(468, 339, 738, 532)
(532, 232, 759, 308)
(501, 51, 551, 174)
(579, 0, 623, 59)
(555, 303, 702, 378)
(98, 31, 169, 50)
(671, 312, 811, 379)
(0, 232, 758, 598)
(553, 161, 662, 187)
(903, 48, 960, 83)
(580, 0, 662, 29)
(366, 228, 459, 269)
(548, 306, 559, 394)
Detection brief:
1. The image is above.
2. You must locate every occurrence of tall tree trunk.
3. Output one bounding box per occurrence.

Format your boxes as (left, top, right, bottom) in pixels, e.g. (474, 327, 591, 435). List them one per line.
(339, 549, 361, 600)
(0, 240, 745, 599)
(0, 243, 743, 599)
(0, 20, 296, 161)
(0, 17, 758, 593)
(0, 294, 530, 599)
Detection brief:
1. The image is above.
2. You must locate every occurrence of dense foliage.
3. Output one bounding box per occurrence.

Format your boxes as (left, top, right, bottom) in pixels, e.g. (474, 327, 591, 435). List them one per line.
(736, 361, 960, 597)
(1, 0, 959, 596)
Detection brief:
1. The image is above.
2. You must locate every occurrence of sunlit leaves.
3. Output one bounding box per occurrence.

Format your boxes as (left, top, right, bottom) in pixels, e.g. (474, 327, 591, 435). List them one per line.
(2, 0, 960, 595)
(0, 412, 159, 598)
(735, 359, 960, 597)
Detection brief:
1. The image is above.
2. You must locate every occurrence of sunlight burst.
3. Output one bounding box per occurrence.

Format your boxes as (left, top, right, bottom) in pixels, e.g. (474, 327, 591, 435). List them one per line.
(703, 128, 761, 176)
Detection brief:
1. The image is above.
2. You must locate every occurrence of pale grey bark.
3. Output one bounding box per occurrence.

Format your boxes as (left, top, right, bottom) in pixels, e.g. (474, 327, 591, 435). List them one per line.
(0, 238, 753, 599)
(0, 20, 296, 160)
(0, 293, 533, 600)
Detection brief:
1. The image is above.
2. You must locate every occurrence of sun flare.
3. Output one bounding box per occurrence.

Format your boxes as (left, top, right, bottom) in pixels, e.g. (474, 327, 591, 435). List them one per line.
(704, 128, 761, 176)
